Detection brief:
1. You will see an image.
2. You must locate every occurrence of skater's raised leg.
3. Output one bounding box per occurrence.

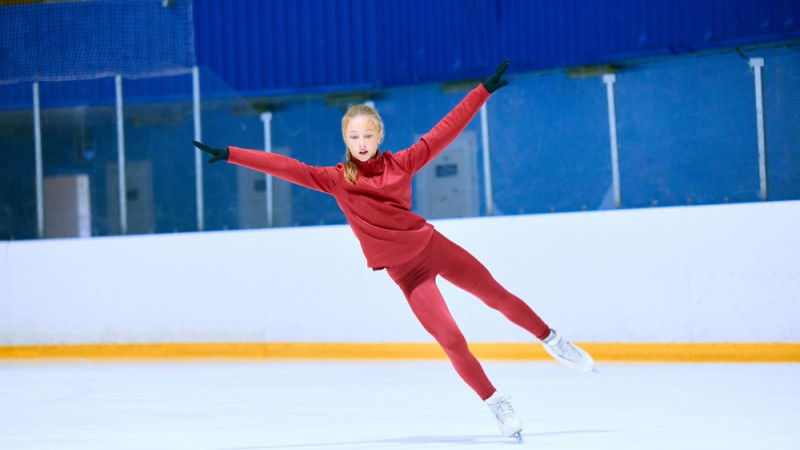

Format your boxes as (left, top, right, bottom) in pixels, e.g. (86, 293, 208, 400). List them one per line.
(431, 232, 550, 340)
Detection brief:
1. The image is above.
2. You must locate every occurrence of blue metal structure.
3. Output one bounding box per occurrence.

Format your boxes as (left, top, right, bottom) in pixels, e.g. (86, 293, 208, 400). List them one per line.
(1, 0, 799, 108)
(193, 0, 800, 94)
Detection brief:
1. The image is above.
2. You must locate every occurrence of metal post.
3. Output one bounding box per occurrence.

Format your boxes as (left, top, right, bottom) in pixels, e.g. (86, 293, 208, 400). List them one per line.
(33, 82, 44, 238)
(115, 75, 128, 234)
(480, 104, 494, 216)
(192, 66, 204, 230)
(749, 58, 768, 200)
(260, 112, 274, 227)
(603, 74, 622, 208)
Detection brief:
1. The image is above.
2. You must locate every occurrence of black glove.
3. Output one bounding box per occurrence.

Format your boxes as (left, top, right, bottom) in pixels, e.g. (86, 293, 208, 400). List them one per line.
(193, 140, 229, 164)
(482, 60, 510, 94)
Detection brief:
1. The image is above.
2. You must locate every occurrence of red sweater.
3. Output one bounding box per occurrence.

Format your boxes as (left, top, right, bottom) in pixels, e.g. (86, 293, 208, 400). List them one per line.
(227, 84, 491, 269)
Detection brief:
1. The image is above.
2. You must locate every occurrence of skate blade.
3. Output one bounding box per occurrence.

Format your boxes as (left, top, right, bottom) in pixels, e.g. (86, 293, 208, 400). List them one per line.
(512, 431, 523, 442)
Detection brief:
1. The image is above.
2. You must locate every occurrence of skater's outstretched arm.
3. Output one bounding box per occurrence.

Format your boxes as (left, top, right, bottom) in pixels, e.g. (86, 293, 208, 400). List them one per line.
(395, 61, 510, 174)
(193, 140, 337, 194)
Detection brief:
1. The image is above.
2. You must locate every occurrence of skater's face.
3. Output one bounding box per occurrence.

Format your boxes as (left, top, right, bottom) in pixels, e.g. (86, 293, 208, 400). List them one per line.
(344, 116, 382, 162)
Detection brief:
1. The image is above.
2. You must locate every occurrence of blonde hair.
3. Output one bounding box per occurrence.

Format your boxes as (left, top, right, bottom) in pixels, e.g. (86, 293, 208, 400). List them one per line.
(342, 104, 384, 184)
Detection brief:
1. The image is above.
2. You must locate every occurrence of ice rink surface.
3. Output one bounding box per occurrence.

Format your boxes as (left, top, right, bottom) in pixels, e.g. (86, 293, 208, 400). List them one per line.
(1, 360, 798, 449)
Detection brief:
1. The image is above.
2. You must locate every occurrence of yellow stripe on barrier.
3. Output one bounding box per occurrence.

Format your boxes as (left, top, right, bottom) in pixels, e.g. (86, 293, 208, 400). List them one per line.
(1, 342, 798, 362)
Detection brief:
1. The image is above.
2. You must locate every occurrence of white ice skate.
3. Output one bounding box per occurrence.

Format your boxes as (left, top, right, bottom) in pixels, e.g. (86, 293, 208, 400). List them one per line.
(542, 329, 596, 372)
(485, 391, 523, 442)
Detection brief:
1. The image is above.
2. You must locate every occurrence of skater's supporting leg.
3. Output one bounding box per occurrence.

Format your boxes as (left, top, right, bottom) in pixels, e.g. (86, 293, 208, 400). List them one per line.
(405, 280, 497, 400)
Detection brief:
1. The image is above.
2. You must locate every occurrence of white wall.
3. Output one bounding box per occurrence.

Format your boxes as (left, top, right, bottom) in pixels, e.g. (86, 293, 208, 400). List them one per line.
(1, 200, 798, 345)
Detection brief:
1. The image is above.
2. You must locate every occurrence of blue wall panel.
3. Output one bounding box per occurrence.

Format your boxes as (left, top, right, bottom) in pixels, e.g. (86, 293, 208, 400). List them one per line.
(763, 46, 800, 201)
(2, 0, 797, 109)
(195, 0, 799, 95)
(616, 55, 761, 207)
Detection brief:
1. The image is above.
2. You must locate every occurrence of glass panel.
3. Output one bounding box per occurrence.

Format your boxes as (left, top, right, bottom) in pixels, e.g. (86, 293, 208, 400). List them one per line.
(2, 48, 799, 242)
(122, 75, 195, 235)
(200, 69, 264, 231)
(0, 105, 36, 240)
(615, 54, 760, 208)
(490, 73, 611, 215)
(762, 47, 800, 201)
(38, 78, 115, 238)
(269, 99, 347, 227)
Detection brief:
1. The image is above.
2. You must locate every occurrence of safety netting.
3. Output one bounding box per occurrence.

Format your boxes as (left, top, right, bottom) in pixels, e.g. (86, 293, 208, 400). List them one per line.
(0, 0, 196, 85)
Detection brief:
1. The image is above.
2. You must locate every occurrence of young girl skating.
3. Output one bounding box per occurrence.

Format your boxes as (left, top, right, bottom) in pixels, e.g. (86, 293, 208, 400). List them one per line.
(193, 61, 595, 441)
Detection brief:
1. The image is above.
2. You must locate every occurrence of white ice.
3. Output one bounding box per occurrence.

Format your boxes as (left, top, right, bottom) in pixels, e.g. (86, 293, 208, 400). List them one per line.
(1, 360, 798, 449)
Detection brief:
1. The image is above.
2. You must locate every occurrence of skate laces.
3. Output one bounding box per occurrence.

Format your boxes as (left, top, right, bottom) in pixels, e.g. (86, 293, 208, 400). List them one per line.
(486, 392, 523, 439)
(543, 330, 595, 372)
(488, 395, 516, 424)
(550, 336, 582, 363)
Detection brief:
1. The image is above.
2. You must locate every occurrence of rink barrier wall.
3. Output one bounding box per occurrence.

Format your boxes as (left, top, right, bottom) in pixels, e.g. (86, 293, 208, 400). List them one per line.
(1, 342, 799, 362)
(1, 200, 799, 358)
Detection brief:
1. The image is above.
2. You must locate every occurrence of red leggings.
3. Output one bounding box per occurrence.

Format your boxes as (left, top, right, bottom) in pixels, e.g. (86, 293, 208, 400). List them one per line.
(386, 231, 550, 400)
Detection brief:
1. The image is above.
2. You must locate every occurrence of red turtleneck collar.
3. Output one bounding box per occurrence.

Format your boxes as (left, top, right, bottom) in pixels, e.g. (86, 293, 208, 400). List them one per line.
(351, 153, 386, 177)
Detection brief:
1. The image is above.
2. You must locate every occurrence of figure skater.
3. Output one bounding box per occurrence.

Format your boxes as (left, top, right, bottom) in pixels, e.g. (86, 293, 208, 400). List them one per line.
(193, 61, 594, 441)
